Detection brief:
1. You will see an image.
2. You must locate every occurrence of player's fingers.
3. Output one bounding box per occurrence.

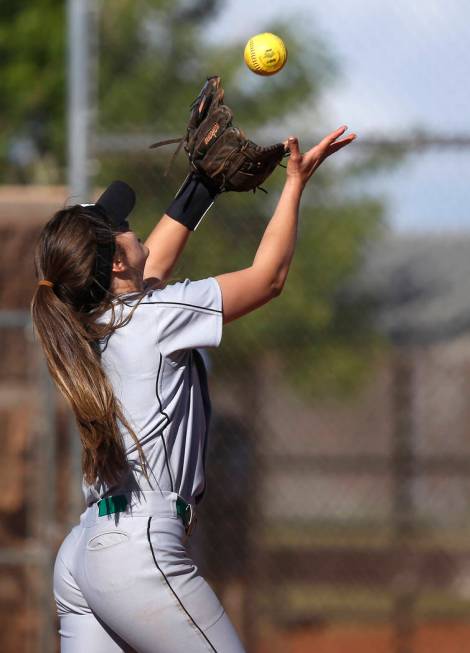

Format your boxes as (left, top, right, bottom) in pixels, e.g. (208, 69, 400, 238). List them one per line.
(286, 136, 301, 161)
(320, 125, 349, 150)
(302, 126, 348, 162)
(325, 133, 357, 156)
(329, 133, 357, 148)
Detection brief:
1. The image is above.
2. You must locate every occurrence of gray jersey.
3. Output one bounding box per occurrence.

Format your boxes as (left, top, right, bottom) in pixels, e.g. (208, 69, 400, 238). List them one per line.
(83, 277, 223, 506)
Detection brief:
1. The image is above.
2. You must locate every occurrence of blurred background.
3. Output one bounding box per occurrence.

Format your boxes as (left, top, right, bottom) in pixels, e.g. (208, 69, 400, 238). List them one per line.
(1, 1, 469, 652)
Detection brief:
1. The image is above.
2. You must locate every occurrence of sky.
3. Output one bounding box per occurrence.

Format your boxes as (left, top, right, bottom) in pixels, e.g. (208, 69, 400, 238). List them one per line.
(208, 0, 469, 233)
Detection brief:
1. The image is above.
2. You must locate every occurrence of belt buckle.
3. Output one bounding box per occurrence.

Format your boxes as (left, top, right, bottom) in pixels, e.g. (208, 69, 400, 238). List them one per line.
(184, 503, 197, 536)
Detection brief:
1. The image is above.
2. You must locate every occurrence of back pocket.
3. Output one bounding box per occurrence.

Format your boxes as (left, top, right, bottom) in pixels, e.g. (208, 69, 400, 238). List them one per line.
(84, 530, 134, 593)
(87, 531, 129, 550)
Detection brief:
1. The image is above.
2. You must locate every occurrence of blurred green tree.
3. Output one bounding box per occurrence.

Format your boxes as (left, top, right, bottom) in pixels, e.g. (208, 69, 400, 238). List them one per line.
(0, 0, 66, 181)
(0, 0, 388, 395)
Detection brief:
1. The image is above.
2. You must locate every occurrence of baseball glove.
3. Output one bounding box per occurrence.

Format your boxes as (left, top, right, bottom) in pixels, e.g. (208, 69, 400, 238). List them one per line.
(150, 76, 286, 193)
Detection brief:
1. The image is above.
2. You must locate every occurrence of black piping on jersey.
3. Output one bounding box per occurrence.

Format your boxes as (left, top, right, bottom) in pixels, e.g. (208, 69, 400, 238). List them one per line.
(111, 291, 223, 315)
(192, 349, 212, 505)
(155, 352, 174, 492)
(146, 516, 218, 652)
(160, 432, 174, 493)
(139, 300, 222, 315)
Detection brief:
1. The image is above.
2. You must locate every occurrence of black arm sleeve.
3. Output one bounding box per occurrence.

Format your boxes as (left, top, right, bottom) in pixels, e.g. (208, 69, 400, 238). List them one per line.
(166, 173, 218, 230)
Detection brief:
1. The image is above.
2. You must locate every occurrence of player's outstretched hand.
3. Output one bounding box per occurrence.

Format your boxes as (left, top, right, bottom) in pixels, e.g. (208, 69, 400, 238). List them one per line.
(285, 126, 356, 187)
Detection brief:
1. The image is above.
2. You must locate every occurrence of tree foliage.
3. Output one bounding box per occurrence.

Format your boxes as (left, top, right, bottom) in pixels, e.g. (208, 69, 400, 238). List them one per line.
(0, 0, 387, 395)
(0, 0, 66, 180)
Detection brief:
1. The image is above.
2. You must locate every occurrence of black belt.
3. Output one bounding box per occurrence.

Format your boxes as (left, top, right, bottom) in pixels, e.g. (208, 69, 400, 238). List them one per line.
(97, 494, 196, 534)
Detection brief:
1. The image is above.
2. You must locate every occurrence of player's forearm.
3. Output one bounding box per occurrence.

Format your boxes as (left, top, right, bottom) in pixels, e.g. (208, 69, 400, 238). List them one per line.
(143, 175, 217, 285)
(143, 215, 190, 284)
(252, 177, 303, 293)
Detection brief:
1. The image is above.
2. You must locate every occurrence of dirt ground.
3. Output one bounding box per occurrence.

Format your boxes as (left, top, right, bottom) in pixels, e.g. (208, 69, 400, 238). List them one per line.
(257, 622, 470, 653)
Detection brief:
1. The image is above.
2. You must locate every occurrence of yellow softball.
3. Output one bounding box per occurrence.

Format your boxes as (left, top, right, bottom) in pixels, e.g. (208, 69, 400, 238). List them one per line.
(244, 33, 287, 76)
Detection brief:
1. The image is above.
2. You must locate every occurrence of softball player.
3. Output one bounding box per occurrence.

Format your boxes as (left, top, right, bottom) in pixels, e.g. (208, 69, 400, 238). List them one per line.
(31, 127, 355, 653)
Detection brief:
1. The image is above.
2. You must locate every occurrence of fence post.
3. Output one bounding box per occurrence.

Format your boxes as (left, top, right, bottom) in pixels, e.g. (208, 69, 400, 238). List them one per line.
(391, 346, 417, 653)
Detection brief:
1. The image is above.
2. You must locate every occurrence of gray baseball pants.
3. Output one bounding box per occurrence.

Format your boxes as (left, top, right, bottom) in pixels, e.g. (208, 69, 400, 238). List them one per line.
(53, 491, 246, 653)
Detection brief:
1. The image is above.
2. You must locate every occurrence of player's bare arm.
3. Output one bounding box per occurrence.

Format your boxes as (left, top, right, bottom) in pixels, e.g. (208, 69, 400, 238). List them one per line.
(143, 75, 288, 289)
(216, 126, 356, 324)
(143, 214, 190, 288)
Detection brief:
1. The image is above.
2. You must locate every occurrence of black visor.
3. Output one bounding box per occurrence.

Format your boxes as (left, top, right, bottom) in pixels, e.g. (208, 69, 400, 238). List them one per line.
(83, 180, 136, 230)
